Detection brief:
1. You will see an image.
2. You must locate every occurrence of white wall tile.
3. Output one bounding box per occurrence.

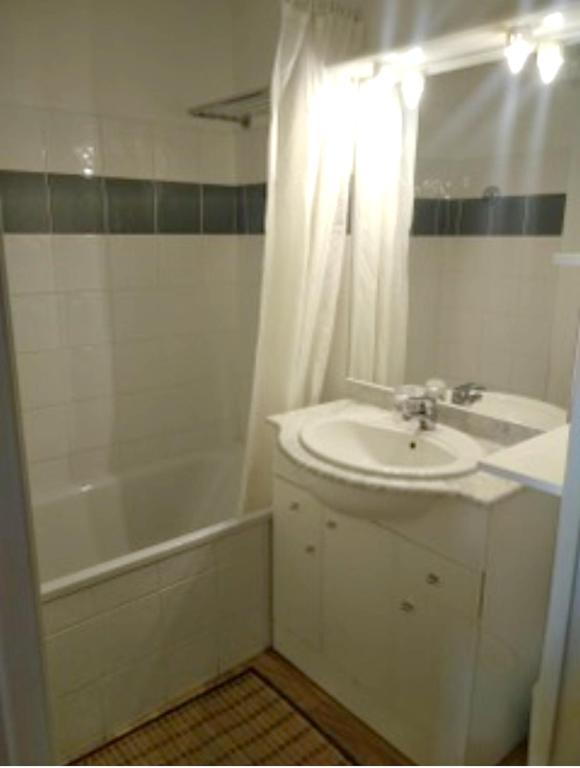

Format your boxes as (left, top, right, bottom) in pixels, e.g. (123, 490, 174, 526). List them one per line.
(116, 391, 169, 442)
(158, 236, 203, 289)
(68, 398, 115, 452)
(17, 349, 70, 409)
(101, 117, 154, 179)
(162, 336, 203, 385)
(10, 294, 61, 351)
(235, 126, 268, 185)
(23, 405, 69, 461)
(0, 106, 47, 171)
(162, 292, 203, 336)
(115, 436, 167, 473)
(47, 111, 102, 176)
(154, 125, 200, 182)
(68, 448, 114, 486)
(69, 345, 114, 399)
(199, 130, 236, 184)
(113, 340, 166, 392)
(112, 293, 164, 341)
(202, 236, 239, 284)
(62, 294, 112, 346)
(27, 458, 70, 502)
(3, 235, 54, 294)
(108, 236, 159, 289)
(53, 236, 108, 292)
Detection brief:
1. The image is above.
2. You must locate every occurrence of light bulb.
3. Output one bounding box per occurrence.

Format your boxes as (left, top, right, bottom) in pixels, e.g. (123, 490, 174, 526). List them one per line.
(505, 32, 534, 74)
(541, 12, 564, 32)
(403, 47, 425, 67)
(537, 40, 564, 84)
(401, 69, 425, 109)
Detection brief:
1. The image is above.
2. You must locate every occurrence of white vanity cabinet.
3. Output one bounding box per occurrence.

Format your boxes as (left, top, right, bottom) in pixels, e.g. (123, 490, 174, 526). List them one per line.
(273, 480, 324, 650)
(272, 474, 558, 765)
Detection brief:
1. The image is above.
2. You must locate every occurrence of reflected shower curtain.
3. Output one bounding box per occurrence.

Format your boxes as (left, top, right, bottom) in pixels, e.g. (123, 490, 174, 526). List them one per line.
(241, 0, 362, 512)
(349, 73, 419, 386)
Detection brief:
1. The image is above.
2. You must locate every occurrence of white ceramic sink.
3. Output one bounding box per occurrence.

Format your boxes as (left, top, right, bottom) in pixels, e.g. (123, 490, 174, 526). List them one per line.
(299, 411, 483, 480)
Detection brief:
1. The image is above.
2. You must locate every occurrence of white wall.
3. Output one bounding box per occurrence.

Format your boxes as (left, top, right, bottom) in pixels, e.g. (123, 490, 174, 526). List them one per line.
(0, 0, 264, 502)
(0, 0, 236, 120)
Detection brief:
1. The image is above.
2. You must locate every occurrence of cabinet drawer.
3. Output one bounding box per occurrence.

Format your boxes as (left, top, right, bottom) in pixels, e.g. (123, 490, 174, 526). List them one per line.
(395, 536, 482, 621)
(274, 477, 319, 515)
(273, 479, 323, 649)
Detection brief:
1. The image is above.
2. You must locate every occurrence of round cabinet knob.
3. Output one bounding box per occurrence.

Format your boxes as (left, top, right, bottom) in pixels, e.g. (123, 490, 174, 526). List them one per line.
(326, 520, 337, 530)
(290, 501, 300, 511)
(305, 545, 316, 554)
(426, 573, 441, 586)
(400, 600, 415, 613)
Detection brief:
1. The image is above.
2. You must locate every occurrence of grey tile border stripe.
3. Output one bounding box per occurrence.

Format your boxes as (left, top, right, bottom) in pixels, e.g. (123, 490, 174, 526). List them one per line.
(0, 170, 566, 237)
(0, 171, 268, 236)
(411, 193, 566, 237)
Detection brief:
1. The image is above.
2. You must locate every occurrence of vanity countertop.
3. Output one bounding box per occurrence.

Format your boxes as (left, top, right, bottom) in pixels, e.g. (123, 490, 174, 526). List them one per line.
(479, 425, 569, 497)
(270, 400, 521, 507)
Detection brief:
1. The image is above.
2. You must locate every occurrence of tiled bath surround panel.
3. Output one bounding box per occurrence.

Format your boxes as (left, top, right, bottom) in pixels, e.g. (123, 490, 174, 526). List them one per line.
(5, 233, 263, 501)
(0, 107, 265, 501)
(42, 520, 271, 762)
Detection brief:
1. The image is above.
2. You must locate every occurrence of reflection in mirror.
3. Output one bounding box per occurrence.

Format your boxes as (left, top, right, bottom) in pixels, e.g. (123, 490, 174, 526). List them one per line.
(348, 43, 580, 418)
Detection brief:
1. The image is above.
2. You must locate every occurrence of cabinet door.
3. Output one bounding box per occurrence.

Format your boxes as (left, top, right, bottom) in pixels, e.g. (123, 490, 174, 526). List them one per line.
(323, 511, 396, 693)
(391, 537, 480, 763)
(273, 479, 323, 649)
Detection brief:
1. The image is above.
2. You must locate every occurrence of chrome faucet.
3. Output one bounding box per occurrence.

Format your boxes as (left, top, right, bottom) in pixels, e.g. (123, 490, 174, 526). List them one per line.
(395, 394, 438, 431)
(451, 382, 486, 406)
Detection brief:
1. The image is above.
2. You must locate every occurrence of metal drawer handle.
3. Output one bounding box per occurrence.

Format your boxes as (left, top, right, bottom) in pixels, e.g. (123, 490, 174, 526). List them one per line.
(326, 520, 337, 530)
(305, 545, 316, 554)
(426, 573, 441, 586)
(400, 600, 415, 613)
(290, 501, 300, 511)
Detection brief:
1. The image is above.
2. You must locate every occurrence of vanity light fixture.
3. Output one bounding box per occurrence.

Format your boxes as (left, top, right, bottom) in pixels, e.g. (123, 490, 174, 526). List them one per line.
(398, 47, 425, 108)
(504, 31, 534, 74)
(537, 39, 564, 83)
(401, 69, 425, 108)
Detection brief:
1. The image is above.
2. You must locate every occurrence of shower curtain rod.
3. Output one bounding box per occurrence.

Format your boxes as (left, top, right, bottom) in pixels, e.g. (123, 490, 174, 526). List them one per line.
(329, 3, 580, 80)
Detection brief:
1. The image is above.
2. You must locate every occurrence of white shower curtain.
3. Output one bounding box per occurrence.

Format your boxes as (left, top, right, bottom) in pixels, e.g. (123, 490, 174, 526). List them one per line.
(241, 0, 362, 512)
(349, 72, 419, 386)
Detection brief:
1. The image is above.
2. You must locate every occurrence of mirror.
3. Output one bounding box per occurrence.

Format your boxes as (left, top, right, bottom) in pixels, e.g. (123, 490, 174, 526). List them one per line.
(347, 44, 580, 413)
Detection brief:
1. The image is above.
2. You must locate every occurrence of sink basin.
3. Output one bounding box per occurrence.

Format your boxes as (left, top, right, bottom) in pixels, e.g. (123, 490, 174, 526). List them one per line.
(299, 411, 483, 480)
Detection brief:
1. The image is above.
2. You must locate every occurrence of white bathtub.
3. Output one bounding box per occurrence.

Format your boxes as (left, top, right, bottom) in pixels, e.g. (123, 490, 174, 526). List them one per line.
(36, 450, 244, 585)
(36, 451, 271, 762)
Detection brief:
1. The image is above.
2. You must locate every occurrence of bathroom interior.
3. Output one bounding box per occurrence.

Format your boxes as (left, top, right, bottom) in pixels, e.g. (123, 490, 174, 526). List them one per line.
(2, 0, 580, 765)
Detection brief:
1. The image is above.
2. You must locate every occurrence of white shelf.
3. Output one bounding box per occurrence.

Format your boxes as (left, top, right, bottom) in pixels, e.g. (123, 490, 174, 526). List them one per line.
(554, 253, 580, 267)
(479, 425, 569, 497)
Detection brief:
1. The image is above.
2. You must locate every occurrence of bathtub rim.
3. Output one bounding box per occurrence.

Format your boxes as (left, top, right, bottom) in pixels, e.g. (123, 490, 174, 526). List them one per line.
(41, 509, 272, 603)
